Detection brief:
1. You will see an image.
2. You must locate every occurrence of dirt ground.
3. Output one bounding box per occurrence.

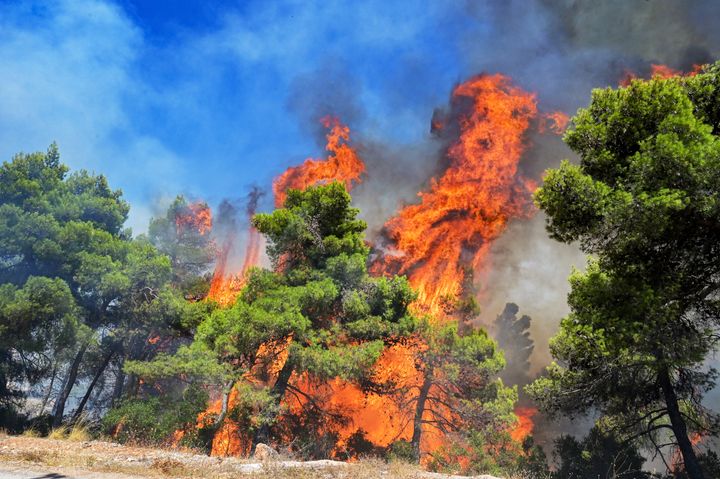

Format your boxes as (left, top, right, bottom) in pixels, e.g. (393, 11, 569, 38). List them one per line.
(0, 435, 502, 479)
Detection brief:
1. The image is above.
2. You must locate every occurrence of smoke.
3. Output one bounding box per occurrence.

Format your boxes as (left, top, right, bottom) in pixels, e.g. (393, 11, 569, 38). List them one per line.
(279, 0, 720, 446)
(286, 59, 366, 146)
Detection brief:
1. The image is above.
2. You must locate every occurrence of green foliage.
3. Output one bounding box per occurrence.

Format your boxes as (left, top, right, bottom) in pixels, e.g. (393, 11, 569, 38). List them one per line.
(132, 183, 419, 451)
(102, 385, 208, 446)
(0, 144, 192, 427)
(386, 440, 415, 462)
(530, 62, 720, 476)
(552, 427, 650, 479)
(146, 196, 214, 296)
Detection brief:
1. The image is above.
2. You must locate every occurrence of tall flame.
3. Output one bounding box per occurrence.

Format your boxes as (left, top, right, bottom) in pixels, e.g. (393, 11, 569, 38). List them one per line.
(273, 116, 365, 207)
(374, 74, 539, 314)
(196, 75, 567, 460)
(206, 189, 264, 306)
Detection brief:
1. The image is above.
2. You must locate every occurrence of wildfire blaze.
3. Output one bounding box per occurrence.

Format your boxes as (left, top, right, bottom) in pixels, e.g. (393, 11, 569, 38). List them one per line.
(273, 116, 365, 208)
(620, 63, 707, 86)
(195, 73, 568, 462)
(207, 189, 265, 306)
(510, 406, 538, 443)
(175, 202, 212, 236)
(373, 74, 539, 315)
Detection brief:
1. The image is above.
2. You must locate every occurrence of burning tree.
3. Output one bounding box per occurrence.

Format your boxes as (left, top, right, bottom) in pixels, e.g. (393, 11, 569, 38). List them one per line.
(529, 62, 720, 479)
(129, 182, 418, 453)
(147, 196, 214, 298)
(402, 318, 516, 462)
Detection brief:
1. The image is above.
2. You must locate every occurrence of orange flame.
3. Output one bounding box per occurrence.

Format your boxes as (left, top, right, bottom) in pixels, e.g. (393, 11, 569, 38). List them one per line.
(273, 116, 365, 207)
(510, 406, 537, 443)
(374, 74, 539, 314)
(206, 232, 241, 306)
(175, 202, 212, 235)
(620, 63, 706, 86)
(195, 75, 565, 459)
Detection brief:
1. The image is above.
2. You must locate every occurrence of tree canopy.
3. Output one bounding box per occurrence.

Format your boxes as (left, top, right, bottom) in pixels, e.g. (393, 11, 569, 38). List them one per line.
(529, 62, 720, 479)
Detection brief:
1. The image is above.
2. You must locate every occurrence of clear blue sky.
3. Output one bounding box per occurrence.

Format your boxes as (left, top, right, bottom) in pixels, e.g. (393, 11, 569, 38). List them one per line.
(1, 0, 717, 232)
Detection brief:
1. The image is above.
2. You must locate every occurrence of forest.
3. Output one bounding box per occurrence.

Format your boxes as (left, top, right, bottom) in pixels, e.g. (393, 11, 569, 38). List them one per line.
(1, 61, 720, 479)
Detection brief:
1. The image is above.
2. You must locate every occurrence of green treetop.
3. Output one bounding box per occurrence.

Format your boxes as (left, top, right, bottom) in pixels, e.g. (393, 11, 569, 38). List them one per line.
(528, 63, 720, 479)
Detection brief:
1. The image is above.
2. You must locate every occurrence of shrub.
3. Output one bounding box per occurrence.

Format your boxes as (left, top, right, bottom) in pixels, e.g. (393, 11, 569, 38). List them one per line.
(102, 386, 207, 446)
(386, 440, 415, 462)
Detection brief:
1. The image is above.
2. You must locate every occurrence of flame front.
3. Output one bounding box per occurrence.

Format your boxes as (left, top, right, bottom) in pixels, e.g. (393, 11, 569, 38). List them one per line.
(510, 406, 537, 443)
(273, 116, 365, 207)
(375, 74, 539, 314)
(194, 75, 567, 460)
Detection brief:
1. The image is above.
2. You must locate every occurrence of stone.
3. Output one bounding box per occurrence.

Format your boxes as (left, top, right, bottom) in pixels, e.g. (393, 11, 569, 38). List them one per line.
(253, 443, 279, 461)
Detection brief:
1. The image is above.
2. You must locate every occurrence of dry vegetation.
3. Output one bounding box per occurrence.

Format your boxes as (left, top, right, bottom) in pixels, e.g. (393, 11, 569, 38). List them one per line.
(0, 433, 505, 479)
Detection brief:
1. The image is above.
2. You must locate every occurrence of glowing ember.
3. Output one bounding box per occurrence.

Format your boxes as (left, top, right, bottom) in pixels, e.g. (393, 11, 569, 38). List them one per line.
(273, 116, 365, 207)
(176, 202, 212, 235)
(374, 74, 539, 314)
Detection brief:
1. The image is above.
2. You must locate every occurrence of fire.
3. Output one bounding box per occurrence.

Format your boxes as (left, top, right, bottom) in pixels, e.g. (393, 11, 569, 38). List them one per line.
(206, 232, 240, 306)
(194, 74, 566, 460)
(206, 189, 265, 306)
(540, 111, 570, 135)
(175, 202, 212, 235)
(510, 406, 537, 443)
(374, 74, 539, 314)
(273, 116, 365, 207)
(620, 63, 707, 86)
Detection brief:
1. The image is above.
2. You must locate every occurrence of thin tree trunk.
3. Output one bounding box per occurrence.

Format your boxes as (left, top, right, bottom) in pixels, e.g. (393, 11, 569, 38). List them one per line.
(72, 349, 115, 423)
(201, 383, 232, 454)
(111, 354, 125, 407)
(659, 368, 704, 479)
(252, 359, 294, 451)
(411, 374, 433, 462)
(39, 362, 58, 415)
(52, 343, 88, 427)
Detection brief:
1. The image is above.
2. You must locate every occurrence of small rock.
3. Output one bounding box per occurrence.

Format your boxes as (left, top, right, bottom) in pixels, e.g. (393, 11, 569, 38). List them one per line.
(253, 443, 279, 461)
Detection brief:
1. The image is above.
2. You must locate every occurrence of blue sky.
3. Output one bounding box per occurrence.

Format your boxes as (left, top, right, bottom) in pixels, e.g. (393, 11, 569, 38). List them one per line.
(0, 0, 477, 231)
(1, 0, 718, 232)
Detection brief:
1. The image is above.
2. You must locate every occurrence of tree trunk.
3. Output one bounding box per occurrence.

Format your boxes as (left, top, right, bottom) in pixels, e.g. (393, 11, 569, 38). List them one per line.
(252, 359, 294, 451)
(39, 362, 58, 415)
(52, 343, 88, 427)
(72, 349, 115, 423)
(411, 374, 433, 462)
(659, 368, 704, 479)
(201, 382, 232, 454)
(111, 354, 125, 407)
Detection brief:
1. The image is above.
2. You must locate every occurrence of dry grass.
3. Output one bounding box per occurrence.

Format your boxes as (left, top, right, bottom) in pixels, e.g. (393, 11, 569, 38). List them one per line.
(0, 435, 487, 479)
(47, 426, 68, 439)
(67, 423, 92, 442)
(20, 427, 40, 438)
